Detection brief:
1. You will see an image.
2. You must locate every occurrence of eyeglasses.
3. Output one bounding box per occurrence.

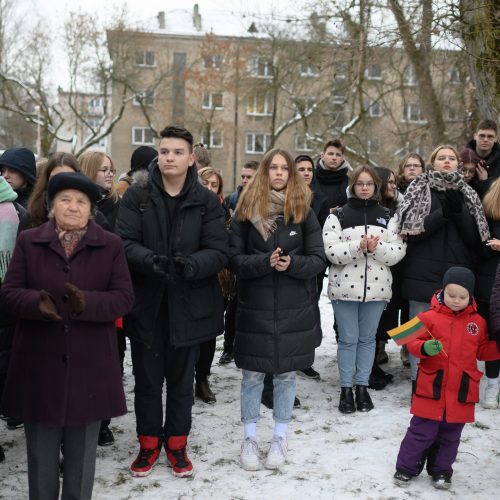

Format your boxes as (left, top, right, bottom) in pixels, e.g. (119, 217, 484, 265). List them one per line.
(98, 168, 116, 175)
(404, 163, 422, 169)
(477, 133, 496, 141)
(354, 182, 375, 188)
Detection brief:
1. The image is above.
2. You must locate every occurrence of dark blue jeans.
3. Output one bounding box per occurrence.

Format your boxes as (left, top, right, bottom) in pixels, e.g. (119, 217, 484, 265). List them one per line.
(396, 416, 464, 476)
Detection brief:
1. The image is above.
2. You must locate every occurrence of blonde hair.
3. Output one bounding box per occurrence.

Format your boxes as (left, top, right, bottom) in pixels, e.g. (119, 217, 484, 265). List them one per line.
(198, 166, 223, 196)
(483, 177, 500, 221)
(236, 148, 311, 224)
(78, 150, 119, 202)
(429, 145, 460, 168)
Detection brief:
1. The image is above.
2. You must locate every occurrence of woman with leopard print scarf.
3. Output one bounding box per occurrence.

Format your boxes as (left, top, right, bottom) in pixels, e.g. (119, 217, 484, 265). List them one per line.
(398, 144, 490, 382)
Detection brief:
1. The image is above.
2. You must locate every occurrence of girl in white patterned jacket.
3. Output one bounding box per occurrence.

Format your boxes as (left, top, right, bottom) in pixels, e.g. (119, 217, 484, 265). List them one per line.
(323, 165, 406, 414)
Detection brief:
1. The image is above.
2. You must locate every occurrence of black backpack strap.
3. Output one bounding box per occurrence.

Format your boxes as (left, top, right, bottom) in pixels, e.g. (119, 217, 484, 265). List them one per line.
(332, 206, 344, 228)
(383, 207, 392, 223)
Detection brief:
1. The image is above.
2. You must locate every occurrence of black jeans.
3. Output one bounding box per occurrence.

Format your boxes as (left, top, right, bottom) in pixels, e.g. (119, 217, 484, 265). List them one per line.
(130, 305, 199, 438)
(195, 338, 216, 382)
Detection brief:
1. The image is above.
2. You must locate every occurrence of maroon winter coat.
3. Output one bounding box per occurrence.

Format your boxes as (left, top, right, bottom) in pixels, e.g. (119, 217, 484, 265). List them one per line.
(0, 219, 134, 426)
(408, 293, 500, 424)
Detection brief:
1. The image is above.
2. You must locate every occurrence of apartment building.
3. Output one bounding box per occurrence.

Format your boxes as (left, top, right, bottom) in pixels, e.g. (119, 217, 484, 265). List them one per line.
(106, 5, 471, 191)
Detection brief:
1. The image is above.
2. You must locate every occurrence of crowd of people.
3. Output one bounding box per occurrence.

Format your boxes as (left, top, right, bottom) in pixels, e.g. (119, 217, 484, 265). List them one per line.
(0, 118, 500, 498)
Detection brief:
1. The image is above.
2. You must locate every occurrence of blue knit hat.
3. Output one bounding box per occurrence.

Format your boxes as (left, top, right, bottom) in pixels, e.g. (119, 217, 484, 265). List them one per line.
(0, 147, 36, 185)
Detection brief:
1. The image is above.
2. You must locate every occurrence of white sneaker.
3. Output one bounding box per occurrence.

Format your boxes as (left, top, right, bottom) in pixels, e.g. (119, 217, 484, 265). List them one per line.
(265, 436, 287, 470)
(240, 437, 260, 470)
(482, 385, 499, 409)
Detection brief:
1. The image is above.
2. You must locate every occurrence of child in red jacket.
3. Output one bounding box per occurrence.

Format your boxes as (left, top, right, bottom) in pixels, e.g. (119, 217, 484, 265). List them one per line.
(394, 267, 500, 490)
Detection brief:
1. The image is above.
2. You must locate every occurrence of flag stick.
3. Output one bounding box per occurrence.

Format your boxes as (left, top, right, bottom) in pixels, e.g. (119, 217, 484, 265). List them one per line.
(425, 328, 448, 358)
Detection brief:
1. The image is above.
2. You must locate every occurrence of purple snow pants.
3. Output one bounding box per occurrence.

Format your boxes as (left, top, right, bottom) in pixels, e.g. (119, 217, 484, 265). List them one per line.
(396, 416, 465, 476)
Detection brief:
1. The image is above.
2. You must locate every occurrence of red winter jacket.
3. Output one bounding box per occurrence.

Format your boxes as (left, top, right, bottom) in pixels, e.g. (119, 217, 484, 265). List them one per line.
(408, 292, 500, 424)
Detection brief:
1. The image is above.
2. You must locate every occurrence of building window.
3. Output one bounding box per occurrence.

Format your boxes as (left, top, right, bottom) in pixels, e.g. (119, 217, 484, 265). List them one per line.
(294, 97, 316, 114)
(248, 57, 272, 78)
(247, 93, 273, 116)
(335, 62, 348, 80)
(449, 67, 460, 84)
(133, 89, 155, 107)
(300, 63, 319, 77)
(367, 139, 380, 154)
(403, 65, 417, 86)
(136, 51, 156, 67)
(132, 127, 154, 145)
(402, 104, 426, 123)
(203, 55, 223, 70)
(88, 97, 105, 114)
(201, 129, 223, 148)
(295, 135, 314, 152)
(368, 100, 383, 117)
(365, 64, 382, 80)
(246, 133, 271, 154)
(202, 92, 223, 110)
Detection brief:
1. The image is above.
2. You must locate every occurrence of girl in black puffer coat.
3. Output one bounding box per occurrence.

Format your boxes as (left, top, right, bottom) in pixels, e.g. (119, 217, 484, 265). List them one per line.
(230, 148, 325, 471)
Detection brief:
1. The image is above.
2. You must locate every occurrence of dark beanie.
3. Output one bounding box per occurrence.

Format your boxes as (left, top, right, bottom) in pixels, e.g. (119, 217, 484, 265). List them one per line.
(130, 146, 157, 173)
(47, 172, 101, 204)
(442, 267, 475, 297)
(0, 147, 36, 185)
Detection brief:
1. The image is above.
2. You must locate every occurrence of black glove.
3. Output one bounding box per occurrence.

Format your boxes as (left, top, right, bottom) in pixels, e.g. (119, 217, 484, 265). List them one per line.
(152, 255, 171, 278)
(445, 189, 462, 214)
(173, 255, 196, 279)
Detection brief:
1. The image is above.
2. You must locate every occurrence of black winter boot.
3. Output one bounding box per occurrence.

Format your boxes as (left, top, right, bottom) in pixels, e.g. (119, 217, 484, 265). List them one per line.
(338, 387, 356, 414)
(355, 385, 374, 412)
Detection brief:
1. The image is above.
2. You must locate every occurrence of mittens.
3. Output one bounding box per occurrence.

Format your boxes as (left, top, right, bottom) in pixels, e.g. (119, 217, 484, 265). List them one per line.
(66, 283, 86, 315)
(422, 339, 443, 356)
(39, 290, 62, 321)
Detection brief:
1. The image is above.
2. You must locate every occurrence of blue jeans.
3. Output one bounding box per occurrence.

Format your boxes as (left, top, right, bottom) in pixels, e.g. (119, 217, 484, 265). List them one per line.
(241, 370, 296, 424)
(408, 300, 430, 381)
(332, 300, 386, 387)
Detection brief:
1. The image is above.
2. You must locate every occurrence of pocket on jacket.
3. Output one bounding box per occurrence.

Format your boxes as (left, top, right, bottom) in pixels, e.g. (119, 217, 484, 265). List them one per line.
(415, 367, 444, 400)
(185, 278, 214, 319)
(458, 369, 482, 403)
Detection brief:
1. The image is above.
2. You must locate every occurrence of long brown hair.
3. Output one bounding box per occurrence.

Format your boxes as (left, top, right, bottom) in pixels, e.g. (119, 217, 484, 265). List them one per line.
(78, 150, 119, 202)
(483, 177, 500, 221)
(236, 148, 311, 224)
(27, 152, 80, 228)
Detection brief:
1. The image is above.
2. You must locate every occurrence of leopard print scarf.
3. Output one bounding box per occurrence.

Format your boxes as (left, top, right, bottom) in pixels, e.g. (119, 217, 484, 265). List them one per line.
(398, 170, 490, 241)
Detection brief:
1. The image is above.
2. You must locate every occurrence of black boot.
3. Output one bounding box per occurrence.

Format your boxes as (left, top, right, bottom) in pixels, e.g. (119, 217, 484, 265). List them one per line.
(0, 444, 4, 463)
(338, 387, 356, 414)
(369, 363, 393, 390)
(355, 385, 374, 412)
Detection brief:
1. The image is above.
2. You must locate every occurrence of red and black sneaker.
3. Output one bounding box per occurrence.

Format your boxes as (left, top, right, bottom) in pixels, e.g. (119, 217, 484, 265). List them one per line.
(130, 435, 161, 477)
(165, 435, 193, 477)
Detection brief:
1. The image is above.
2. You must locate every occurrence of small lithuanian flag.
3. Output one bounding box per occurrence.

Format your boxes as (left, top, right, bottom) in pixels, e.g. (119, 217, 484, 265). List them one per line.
(387, 316, 427, 345)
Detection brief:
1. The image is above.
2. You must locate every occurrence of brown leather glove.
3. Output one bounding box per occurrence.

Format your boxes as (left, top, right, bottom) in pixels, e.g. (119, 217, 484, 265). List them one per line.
(39, 290, 62, 321)
(66, 283, 86, 315)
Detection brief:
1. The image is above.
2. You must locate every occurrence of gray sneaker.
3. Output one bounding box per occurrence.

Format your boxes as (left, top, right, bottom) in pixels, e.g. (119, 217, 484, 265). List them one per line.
(240, 437, 260, 470)
(264, 436, 287, 470)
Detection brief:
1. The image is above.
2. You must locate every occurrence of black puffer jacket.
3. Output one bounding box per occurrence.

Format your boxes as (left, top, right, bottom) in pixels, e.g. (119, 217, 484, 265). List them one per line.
(229, 210, 326, 374)
(115, 164, 228, 348)
(475, 219, 500, 305)
(401, 190, 482, 303)
(314, 160, 349, 211)
(310, 179, 330, 229)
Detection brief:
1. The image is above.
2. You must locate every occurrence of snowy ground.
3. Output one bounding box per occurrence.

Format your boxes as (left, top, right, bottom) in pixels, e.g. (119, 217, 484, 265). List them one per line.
(1, 289, 500, 499)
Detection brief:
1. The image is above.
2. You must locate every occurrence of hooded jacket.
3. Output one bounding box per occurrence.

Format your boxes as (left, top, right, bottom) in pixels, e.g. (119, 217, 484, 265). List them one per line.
(115, 163, 228, 347)
(408, 293, 500, 423)
(466, 139, 500, 198)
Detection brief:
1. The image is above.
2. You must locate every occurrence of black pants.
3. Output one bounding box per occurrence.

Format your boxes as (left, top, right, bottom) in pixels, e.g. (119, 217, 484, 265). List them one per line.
(195, 338, 216, 382)
(222, 295, 237, 354)
(477, 301, 500, 378)
(130, 308, 199, 438)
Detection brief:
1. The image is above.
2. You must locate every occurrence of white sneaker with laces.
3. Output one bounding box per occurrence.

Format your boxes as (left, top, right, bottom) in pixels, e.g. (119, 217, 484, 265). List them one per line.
(265, 436, 287, 470)
(482, 385, 499, 409)
(240, 437, 260, 470)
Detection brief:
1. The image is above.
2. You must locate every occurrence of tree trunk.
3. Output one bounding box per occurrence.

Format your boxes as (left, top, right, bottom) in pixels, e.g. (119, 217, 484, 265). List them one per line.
(459, 0, 499, 120)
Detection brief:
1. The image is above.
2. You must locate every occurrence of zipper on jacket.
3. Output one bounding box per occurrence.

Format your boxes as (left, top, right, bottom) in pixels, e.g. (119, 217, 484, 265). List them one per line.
(362, 200, 368, 302)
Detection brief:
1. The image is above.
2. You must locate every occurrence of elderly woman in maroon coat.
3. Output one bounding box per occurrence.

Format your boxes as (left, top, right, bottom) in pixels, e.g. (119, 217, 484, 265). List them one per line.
(0, 172, 134, 500)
